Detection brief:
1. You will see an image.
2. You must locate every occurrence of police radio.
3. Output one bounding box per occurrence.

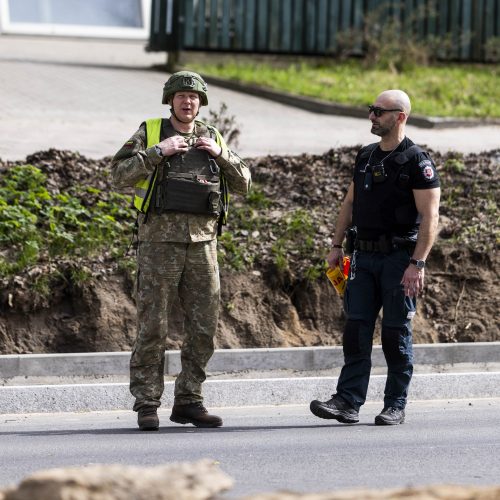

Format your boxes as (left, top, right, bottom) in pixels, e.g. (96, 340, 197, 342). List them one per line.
(364, 163, 387, 191)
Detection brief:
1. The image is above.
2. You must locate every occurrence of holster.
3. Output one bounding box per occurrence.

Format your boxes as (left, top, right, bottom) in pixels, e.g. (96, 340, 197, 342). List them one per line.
(344, 226, 357, 255)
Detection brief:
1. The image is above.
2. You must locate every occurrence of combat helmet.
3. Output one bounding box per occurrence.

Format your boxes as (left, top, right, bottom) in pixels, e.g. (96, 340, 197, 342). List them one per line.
(162, 71, 208, 106)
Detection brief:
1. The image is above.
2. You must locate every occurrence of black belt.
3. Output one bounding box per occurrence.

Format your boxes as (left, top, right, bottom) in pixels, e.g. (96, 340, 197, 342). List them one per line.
(355, 239, 384, 252)
(355, 237, 416, 253)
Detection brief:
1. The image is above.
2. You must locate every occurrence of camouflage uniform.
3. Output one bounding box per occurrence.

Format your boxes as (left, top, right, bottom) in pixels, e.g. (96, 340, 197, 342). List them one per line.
(111, 119, 251, 411)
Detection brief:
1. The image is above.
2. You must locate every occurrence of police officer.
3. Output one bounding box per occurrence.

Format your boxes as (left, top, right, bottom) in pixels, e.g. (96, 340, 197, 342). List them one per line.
(111, 71, 251, 430)
(310, 89, 440, 425)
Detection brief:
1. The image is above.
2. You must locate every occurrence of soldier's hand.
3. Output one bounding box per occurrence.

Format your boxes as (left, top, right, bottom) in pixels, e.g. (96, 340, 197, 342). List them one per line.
(194, 137, 222, 158)
(157, 135, 189, 156)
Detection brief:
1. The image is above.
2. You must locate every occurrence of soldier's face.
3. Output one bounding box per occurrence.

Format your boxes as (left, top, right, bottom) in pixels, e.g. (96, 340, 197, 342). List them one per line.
(172, 92, 200, 122)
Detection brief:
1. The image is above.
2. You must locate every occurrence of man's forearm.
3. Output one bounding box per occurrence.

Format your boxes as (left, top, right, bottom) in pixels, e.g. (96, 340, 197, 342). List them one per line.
(332, 200, 353, 246)
(217, 149, 251, 195)
(412, 187, 440, 261)
(111, 152, 157, 190)
(413, 212, 439, 260)
(331, 184, 354, 246)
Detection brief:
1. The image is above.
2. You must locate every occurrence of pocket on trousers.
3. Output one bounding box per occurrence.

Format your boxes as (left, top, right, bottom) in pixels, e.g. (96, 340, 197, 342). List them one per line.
(385, 286, 416, 326)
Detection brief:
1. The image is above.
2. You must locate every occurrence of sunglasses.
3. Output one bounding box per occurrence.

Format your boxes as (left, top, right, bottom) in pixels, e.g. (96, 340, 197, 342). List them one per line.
(368, 105, 403, 117)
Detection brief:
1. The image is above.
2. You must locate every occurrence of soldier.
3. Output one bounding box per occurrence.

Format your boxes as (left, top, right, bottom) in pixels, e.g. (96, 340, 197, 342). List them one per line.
(111, 71, 251, 430)
(310, 90, 440, 425)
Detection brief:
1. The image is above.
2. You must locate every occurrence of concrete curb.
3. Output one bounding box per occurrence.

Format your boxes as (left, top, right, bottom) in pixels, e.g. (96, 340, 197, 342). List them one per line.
(1, 343, 499, 380)
(1, 373, 499, 414)
(1, 344, 499, 413)
(201, 75, 500, 129)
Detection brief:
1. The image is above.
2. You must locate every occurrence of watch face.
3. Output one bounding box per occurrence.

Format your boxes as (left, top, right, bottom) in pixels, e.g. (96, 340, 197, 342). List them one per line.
(411, 258, 425, 269)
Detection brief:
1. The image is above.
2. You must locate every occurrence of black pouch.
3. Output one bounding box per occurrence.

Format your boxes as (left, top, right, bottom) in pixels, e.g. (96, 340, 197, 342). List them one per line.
(160, 178, 221, 216)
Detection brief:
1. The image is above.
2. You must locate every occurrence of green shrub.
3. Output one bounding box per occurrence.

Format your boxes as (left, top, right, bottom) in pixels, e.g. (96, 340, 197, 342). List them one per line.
(0, 164, 134, 278)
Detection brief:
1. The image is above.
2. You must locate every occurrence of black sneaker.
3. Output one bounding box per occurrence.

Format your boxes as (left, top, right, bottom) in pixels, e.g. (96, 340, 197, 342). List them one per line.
(170, 402, 223, 428)
(375, 407, 405, 425)
(310, 395, 359, 424)
(137, 406, 159, 431)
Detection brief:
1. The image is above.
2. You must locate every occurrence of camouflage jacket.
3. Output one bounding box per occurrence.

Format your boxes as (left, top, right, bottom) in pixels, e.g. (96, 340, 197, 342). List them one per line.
(111, 119, 251, 242)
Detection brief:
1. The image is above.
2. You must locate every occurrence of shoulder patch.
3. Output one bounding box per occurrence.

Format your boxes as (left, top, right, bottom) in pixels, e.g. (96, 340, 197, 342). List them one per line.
(423, 166, 435, 179)
(418, 158, 435, 179)
(418, 159, 433, 169)
(124, 140, 135, 149)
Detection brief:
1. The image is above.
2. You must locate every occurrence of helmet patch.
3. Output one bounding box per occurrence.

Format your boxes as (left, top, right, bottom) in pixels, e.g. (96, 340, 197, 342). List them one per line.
(182, 76, 195, 88)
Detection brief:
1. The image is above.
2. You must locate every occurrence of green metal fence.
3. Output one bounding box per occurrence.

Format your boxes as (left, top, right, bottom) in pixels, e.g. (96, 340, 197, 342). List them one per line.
(148, 0, 500, 62)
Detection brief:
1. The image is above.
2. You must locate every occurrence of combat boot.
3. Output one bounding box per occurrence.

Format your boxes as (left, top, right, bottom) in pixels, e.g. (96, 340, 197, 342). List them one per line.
(170, 402, 223, 428)
(310, 394, 359, 424)
(375, 406, 405, 425)
(137, 406, 159, 431)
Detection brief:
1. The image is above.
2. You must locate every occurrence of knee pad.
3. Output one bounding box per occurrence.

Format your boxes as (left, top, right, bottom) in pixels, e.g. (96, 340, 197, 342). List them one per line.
(343, 320, 362, 356)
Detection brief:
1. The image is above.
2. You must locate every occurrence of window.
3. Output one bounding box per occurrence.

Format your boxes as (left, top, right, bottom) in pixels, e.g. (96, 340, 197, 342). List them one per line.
(0, 0, 151, 38)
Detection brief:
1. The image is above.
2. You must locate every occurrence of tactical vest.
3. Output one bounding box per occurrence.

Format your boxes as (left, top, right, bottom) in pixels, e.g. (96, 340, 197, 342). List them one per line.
(352, 144, 423, 236)
(134, 119, 225, 218)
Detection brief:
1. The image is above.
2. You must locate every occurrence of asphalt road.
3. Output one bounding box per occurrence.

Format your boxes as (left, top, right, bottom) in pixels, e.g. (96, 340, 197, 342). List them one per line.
(0, 399, 498, 498)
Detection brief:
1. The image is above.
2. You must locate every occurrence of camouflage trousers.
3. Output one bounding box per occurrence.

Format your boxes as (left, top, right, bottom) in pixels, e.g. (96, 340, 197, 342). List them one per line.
(130, 239, 220, 411)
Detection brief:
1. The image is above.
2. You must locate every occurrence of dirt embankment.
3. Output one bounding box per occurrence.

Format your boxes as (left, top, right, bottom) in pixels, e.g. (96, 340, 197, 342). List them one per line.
(0, 148, 498, 354)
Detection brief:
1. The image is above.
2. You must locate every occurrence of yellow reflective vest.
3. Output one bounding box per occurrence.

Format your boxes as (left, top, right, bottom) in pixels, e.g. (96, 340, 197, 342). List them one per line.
(133, 118, 162, 213)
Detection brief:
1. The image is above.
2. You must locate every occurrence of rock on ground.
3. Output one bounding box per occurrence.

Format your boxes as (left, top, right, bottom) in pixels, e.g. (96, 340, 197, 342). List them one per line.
(243, 485, 500, 499)
(0, 462, 498, 500)
(1, 460, 233, 500)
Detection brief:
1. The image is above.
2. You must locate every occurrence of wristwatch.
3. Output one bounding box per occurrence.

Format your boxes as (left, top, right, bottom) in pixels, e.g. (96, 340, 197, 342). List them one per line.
(154, 144, 163, 157)
(409, 258, 425, 269)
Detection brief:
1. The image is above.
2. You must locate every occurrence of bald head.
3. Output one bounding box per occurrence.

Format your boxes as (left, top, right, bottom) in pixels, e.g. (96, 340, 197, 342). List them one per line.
(376, 90, 411, 116)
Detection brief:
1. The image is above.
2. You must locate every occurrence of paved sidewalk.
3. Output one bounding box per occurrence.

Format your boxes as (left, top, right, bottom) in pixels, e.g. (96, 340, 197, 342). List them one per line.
(1, 344, 499, 413)
(1, 35, 499, 161)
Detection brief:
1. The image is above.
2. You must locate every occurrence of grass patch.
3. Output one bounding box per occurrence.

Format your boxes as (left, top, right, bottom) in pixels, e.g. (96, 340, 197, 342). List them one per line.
(191, 60, 499, 118)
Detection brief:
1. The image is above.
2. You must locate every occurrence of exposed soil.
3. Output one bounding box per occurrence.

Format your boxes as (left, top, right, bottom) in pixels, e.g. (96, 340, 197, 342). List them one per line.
(0, 147, 498, 354)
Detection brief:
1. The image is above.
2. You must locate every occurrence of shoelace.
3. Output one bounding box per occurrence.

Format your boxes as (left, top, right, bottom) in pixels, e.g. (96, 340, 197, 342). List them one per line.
(192, 403, 208, 413)
(385, 407, 400, 414)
